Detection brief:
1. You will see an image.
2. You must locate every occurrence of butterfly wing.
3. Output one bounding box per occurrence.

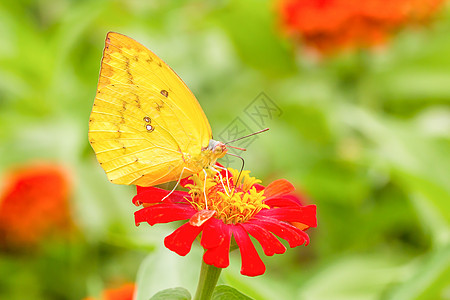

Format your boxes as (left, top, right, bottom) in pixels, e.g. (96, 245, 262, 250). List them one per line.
(89, 32, 212, 186)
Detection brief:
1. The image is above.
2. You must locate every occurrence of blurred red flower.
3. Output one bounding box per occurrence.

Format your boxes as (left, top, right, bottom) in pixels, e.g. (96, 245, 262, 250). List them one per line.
(0, 163, 72, 248)
(83, 283, 135, 300)
(278, 0, 444, 53)
(133, 166, 317, 277)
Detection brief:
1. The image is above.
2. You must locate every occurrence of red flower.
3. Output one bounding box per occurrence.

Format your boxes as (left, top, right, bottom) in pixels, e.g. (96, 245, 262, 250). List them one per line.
(83, 283, 135, 300)
(133, 166, 317, 277)
(278, 0, 444, 53)
(0, 163, 72, 248)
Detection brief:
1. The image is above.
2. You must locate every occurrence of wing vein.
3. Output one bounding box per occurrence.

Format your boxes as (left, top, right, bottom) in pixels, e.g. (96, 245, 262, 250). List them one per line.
(97, 146, 180, 164)
(96, 86, 186, 146)
(100, 58, 199, 135)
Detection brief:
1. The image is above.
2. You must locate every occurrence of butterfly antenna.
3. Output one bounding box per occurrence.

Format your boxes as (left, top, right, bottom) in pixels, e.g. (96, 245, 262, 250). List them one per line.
(225, 128, 269, 145)
(227, 145, 246, 151)
(226, 152, 245, 195)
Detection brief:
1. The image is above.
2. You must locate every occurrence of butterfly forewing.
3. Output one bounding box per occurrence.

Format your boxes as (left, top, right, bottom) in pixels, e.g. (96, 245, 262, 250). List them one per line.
(89, 32, 212, 186)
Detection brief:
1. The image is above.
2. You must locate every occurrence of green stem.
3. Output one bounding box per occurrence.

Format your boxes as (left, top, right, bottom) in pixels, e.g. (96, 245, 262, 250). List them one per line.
(193, 257, 222, 300)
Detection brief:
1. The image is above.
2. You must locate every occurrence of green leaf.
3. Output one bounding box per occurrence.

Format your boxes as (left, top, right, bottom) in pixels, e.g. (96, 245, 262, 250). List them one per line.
(150, 287, 191, 300)
(134, 246, 202, 300)
(212, 285, 253, 300)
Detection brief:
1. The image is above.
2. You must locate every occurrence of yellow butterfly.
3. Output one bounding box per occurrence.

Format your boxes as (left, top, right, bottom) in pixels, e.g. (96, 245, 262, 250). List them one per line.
(88, 32, 227, 187)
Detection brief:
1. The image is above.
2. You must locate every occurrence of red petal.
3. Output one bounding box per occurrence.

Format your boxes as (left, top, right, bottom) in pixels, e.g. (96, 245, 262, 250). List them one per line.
(257, 205, 317, 227)
(134, 204, 196, 226)
(201, 217, 225, 249)
(136, 185, 147, 194)
(189, 210, 216, 227)
(283, 193, 307, 205)
(180, 177, 192, 187)
(203, 223, 231, 268)
(232, 224, 266, 277)
(242, 223, 286, 256)
(263, 179, 295, 197)
(264, 195, 302, 208)
(133, 186, 189, 205)
(253, 183, 265, 192)
(164, 223, 202, 256)
(215, 162, 226, 169)
(252, 216, 309, 247)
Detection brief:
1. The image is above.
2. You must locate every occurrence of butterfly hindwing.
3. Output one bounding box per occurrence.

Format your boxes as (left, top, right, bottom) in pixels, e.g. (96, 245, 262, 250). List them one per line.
(89, 32, 212, 186)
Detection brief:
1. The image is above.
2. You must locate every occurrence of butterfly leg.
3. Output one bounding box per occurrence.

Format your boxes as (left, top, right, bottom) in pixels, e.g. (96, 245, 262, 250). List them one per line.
(210, 165, 231, 196)
(202, 169, 209, 210)
(161, 167, 193, 202)
(213, 165, 231, 190)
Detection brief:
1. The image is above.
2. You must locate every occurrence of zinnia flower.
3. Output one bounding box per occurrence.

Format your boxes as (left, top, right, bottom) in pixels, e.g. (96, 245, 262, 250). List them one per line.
(0, 163, 72, 249)
(83, 283, 135, 300)
(133, 166, 317, 277)
(278, 0, 444, 53)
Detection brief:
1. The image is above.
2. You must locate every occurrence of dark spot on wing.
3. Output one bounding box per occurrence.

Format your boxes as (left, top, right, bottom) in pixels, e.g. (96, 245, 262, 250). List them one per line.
(145, 124, 155, 132)
(155, 101, 164, 111)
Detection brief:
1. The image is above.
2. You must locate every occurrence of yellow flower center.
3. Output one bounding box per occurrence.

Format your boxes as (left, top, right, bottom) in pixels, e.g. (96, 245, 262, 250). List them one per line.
(184, 168, 269, 224)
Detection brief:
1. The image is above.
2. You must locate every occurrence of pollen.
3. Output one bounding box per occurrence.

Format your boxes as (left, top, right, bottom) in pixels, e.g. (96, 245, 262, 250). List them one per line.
(185, 168, 269, 224)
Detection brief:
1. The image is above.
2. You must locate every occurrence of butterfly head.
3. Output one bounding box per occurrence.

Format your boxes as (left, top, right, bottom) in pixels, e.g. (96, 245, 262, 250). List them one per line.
(202, 139, 227, 166)
(207, 139, 227, 158)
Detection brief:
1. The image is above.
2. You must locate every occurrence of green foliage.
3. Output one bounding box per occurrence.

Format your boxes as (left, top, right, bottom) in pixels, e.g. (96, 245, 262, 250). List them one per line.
(134, 247, 200, 300)
(150, 287, 191, 300)
(212, 285, 253, 300)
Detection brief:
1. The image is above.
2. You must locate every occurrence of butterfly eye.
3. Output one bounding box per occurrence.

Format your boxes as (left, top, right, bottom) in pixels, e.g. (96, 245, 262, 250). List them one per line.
(145, 124, 155, 132)
(160, 90, 169, 97)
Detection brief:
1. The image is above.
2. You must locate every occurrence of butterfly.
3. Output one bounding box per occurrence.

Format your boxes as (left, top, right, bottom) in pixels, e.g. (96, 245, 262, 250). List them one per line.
(88, 32, 228, 187)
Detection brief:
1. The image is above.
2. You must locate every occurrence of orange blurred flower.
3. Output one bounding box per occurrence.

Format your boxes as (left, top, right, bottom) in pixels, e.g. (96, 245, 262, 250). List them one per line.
(0, 163, 72, 248)
(84, 283, 135, 300)
(278, 0, 445, 53)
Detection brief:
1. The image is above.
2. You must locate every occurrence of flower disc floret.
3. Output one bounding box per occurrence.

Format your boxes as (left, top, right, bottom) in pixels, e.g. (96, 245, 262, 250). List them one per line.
(184, 169, 269, 224)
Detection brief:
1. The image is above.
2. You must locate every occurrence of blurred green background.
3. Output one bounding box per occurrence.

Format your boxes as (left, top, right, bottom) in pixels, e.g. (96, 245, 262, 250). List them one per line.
(0, 0, 449, 299)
